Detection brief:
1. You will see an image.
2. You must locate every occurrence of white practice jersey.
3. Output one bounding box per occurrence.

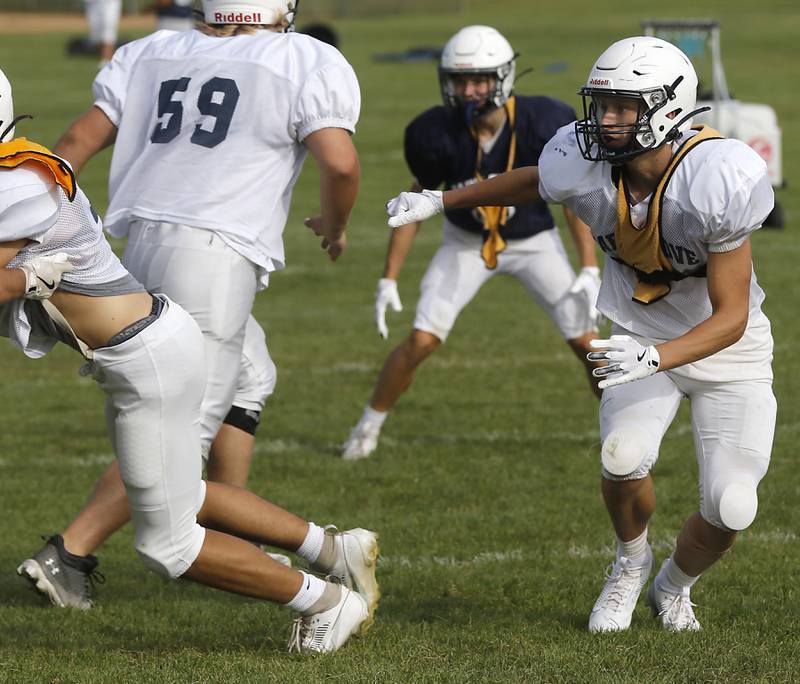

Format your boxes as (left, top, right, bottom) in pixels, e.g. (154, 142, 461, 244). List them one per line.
(0, 164, 139, 358)
(539, 125, 775, 381)
(94, 29, 361, 287)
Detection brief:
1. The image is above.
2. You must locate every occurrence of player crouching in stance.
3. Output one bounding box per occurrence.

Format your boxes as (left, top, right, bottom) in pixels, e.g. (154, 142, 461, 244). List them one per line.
(342, 25, 601, 460)
(384, 37, 776, 632)
(0, 71, 377, 654)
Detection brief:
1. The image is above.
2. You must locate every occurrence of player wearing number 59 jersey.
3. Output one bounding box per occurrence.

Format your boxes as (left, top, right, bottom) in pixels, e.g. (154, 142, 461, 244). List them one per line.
(96, 24, 360, 275)
(33, 0, 363, 617)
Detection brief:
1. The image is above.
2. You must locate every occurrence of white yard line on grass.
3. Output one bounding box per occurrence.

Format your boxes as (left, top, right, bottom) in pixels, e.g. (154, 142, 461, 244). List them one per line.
(380, 530, 797, 570)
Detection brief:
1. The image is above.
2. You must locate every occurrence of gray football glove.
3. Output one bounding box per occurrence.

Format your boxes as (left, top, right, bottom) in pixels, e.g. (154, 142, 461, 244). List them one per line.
(19, 252, 74, 300)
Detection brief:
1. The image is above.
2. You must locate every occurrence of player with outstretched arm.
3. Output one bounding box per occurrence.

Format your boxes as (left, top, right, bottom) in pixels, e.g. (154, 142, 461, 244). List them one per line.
(384, 36, 776, 633)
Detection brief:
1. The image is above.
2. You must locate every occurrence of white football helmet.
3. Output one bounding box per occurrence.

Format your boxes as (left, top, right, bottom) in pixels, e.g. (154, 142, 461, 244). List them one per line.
(575, 36, 706, 163)
(439, 25, 516, 117)
(202, 0, 298, 29)
(0, 68, 15, 143)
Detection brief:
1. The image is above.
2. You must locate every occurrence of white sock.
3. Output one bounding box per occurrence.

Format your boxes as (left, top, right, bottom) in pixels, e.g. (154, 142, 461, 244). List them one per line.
(295, 522, 325, 564)
(657, 555, 699, 594)
(284, 571, 327, 613)
(360, 405, 388, 428)
(616, 528, 649, 562)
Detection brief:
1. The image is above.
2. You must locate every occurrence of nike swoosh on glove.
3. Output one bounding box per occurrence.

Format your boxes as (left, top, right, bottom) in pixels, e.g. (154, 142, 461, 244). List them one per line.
(587, 334, 660, 389)
(20, 252, 74, 300)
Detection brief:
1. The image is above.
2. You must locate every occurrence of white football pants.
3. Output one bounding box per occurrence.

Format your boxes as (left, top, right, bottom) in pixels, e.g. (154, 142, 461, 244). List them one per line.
(414, 221, 594, 342)
(93, 297, 207, 578)
(83, 0, 121, 45)
(599, 369, 776, 530)
(123, 220, 276, 455)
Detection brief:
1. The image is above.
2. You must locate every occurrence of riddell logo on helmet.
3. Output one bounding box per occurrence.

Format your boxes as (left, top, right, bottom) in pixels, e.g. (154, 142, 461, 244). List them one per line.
(214, 11, 262, 22)
(590, 78, 611, 86)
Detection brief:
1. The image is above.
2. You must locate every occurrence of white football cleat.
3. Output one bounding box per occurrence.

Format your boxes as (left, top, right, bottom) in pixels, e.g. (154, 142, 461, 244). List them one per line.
(287, 586, 368, 654)
(313, 527, 380, 634)
(588, 545, 653, 633)
(645, 572, 701, 632)
(341, 423, 381, 460)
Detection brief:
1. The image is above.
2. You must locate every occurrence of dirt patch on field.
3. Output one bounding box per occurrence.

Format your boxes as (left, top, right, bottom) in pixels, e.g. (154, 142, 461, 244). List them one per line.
(0, 12, 156, 33)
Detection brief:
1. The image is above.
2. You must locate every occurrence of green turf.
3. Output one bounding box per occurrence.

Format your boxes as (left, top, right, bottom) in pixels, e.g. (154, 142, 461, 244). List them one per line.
(1, 1, 799, 681)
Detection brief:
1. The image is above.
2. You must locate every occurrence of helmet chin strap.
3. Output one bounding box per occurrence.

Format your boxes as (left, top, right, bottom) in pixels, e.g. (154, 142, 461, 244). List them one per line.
(0, 113, 33, 142)
(664, 105, 711, 140)
(605, 104, 712, 165)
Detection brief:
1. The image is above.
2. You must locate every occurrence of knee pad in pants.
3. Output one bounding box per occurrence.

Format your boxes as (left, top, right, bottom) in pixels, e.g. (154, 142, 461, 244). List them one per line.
(601, 425, 656, 480)
(705, 474, 760, 531)
(702, 444, 768, 531)
(133, 482, 207, 579)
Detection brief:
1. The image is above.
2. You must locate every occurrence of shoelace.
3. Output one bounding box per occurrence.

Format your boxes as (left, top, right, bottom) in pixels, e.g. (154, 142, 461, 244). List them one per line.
(287, 617, 305, 654)
(287, 613, 331, 654)
(85, 568, 106, 599)
(600, 560, 643, 611)
(659, 592, 699, 629)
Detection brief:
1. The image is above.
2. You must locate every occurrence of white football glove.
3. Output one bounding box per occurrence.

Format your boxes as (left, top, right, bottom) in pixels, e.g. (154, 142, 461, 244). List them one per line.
(386, 189, 443, 228)
(568, 266, 602, 329)
(19, 252, 74, 300)
(375, 278, 402, 339)
(587, 335, 660, 389)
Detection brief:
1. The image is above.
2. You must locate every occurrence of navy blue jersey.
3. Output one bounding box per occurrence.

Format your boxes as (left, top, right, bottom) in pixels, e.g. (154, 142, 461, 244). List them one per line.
(404, 95, 576, 240)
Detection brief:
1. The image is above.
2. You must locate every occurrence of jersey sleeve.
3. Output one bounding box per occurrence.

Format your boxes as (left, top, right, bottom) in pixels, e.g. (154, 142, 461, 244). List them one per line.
(690, 141, 774, 252)
(403, 112, 446, 189)
(93, 32, 170, 127)
(0, 169, 60, 244)
(537, 123, 591, 205)
(293, 59, 361, 142)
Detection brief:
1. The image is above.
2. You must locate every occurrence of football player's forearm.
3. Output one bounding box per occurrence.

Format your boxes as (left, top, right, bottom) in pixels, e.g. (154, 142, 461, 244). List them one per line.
(656, 308, 748, 371)
(383, 222, 419, 280)
(0, 268, 26, 303)
(443, 166, 540, 210)
(657, 245, 751, 371)
(319, 163, 359, 238)
(564, 207, 598, 268)
(54, 106, 117, 176)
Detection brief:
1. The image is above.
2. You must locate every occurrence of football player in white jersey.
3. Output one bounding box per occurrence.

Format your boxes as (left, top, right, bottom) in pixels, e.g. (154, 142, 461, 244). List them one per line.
(342, 26, 601, 460)
(383, 37, 776, 632)
(1, 67, 376, 654)
(83, 0, 122, 68)
(20, 0, 364, 616)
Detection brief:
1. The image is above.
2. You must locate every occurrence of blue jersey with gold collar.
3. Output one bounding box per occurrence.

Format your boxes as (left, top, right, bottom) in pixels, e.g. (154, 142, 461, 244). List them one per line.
(404, 95, 575, 240)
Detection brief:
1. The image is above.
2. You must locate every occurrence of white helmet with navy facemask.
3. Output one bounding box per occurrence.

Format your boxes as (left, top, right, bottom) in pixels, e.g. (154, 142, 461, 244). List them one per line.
(439, 25, 516, 122)
(202, 0, 298, 29)
(575, 36, 707, 164)
(0, 68, 15, 143)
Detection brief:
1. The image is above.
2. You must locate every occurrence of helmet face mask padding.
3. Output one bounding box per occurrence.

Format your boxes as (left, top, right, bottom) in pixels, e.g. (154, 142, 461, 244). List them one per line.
(438, 26, 516, 121)
(574, 37, 708, 164)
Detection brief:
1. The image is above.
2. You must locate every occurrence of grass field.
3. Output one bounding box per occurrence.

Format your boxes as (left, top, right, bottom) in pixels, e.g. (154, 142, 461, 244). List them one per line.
(0, 1, 799, 682)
